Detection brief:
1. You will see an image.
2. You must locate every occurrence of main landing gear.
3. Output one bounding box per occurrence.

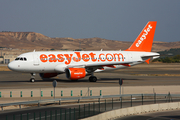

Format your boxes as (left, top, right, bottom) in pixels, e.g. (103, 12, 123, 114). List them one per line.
(30, 73, 36, 82)
(89, 76, 97, 82)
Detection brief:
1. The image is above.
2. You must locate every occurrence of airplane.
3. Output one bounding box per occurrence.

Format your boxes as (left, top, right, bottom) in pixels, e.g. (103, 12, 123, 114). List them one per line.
(8, 21, 160, 82)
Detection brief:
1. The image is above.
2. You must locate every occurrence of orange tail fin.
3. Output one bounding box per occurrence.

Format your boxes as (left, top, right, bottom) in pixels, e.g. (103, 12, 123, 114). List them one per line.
(125, 21, 157, 52)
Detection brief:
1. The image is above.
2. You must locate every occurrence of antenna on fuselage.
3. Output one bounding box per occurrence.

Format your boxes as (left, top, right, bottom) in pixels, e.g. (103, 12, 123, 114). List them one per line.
(100, 49, 103, 51)
(33, 50, 36, 52)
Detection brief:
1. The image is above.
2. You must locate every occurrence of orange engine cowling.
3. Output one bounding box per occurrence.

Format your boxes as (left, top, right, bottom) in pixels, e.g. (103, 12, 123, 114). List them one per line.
(39, 73, 58, 78)
(65, 68, 86, 80)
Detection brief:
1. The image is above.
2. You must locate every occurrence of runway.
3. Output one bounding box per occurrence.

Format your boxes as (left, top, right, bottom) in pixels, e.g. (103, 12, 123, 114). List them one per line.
(0, 63, 180, 88)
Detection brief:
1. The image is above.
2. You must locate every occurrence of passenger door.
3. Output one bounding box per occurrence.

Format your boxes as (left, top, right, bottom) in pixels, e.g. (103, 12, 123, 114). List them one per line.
(33, 54, 40, 66)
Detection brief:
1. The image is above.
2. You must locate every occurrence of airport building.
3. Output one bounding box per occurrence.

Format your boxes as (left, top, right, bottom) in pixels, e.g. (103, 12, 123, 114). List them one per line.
(1, 55, 17, 64)
(0, 57, 3, 64)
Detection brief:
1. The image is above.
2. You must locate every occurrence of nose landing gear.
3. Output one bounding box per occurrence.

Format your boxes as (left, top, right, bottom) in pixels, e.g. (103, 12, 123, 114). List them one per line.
(30, 73, 36, 82)
(30, 78, 35, 82)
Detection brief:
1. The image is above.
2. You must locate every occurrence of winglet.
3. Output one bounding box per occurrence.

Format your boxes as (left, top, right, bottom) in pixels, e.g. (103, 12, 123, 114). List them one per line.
(125, 21, 157, 52)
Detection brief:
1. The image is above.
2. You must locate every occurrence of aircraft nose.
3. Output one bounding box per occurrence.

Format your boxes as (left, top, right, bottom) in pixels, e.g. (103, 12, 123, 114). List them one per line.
(8, 62, 17, 71)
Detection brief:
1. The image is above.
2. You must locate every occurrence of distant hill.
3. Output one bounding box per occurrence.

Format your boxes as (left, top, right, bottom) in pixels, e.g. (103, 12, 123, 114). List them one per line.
(0, 32, 180, 52)
(158, 48, 180, 56)
(152, 48, 180, 63)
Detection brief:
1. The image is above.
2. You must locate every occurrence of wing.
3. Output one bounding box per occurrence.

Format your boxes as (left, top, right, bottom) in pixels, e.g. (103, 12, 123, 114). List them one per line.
(67, 61, 133, 68)
(66, 61, 133, 73)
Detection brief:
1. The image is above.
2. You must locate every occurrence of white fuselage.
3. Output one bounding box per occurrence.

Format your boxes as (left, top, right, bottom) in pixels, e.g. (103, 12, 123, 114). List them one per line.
(8, 51, 159, 73)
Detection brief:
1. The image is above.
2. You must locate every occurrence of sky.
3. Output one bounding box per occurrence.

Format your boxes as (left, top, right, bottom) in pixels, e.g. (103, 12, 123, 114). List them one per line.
(0, 0, 180, 42)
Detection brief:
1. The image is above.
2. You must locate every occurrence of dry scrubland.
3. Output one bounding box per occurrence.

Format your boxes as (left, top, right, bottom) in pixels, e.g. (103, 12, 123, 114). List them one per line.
(0, 65, 10, 71)
(1, 32, 180, 52)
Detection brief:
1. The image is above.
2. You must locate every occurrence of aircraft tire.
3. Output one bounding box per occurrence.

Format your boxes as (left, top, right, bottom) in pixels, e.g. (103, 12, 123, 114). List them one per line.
(30, 78, 35, 83)
(89, 76, 97, 82)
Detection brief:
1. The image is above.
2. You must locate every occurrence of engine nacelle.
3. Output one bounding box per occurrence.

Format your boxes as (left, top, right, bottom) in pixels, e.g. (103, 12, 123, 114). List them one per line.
(39, 73, 58, 78)
(65, 68, 86, 80)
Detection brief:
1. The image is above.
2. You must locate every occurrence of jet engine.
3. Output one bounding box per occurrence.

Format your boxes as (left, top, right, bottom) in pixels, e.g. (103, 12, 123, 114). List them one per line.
(39, 73, 58, 78)
(65, 68, 86, 80)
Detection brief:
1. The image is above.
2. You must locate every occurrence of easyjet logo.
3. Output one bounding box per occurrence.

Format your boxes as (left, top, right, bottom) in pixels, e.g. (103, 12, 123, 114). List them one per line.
(74, 72, 83, 75)
(136, 24, 152, 47)
(40, 52, 124, 65)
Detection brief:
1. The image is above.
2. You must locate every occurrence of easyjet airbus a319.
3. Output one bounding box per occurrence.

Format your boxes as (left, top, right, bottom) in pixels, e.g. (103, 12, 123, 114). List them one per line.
(8, 21, 159, 82)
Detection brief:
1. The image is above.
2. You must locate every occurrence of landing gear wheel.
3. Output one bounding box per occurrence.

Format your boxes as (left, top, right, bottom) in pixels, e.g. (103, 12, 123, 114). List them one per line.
(89, 76, 97, 82)
(30, 73, 36, 83)
(30, 78, 35, 83)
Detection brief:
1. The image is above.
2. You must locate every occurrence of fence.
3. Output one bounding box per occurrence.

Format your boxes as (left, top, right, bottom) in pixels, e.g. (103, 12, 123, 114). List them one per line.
(0, 88, 100, 98)
(0, 93, 180, 120)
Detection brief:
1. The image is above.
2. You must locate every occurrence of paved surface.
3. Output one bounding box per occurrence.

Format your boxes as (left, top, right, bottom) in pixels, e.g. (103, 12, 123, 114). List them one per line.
(0, 63, 180, 89)
(116, 109, 180, 120)
(0, 63, 180, 119)
(1, 63, 180, 102)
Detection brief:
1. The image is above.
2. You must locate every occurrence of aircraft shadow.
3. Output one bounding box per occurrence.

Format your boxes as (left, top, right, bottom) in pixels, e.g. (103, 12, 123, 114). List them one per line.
(0, 79, 89, 83)
(99, 78, 139, 81)
(0, 78, 140, 83)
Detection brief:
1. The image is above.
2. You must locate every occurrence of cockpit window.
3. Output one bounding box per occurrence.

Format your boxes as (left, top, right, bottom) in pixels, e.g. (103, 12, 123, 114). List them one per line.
(15, 57, 27, 61)
(15, 57, 20, 60)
